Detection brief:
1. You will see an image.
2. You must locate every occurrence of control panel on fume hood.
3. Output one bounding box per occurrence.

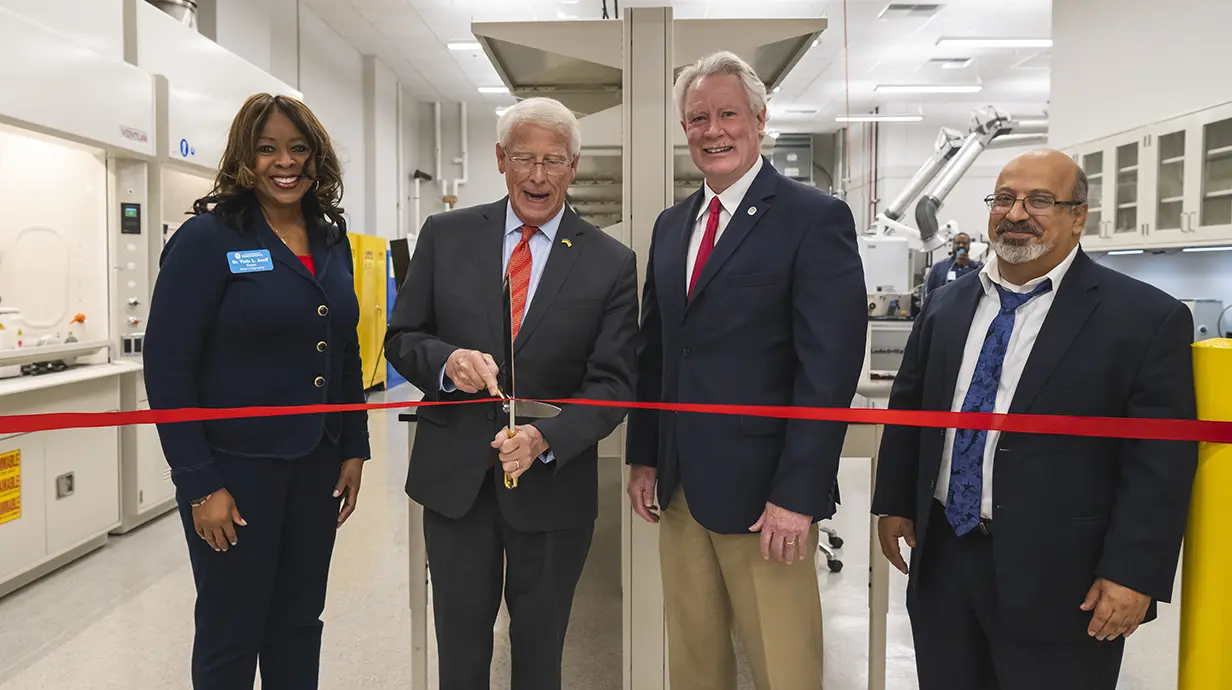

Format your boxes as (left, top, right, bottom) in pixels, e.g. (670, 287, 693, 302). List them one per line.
(111, 160, 151, 358)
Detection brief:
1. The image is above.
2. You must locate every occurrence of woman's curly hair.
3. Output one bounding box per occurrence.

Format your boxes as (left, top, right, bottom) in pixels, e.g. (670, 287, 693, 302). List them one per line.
(192, 93, 347, 236)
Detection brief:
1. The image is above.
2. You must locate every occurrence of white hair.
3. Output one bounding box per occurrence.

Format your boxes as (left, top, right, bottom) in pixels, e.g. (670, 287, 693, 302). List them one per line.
(496, 97, 581, 158)
(672, 50, 769, 122)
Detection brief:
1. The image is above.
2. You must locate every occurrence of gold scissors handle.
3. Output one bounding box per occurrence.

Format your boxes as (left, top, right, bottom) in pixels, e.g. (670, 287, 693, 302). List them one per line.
(503, 426, 518, 489)
(498, 388, 518, 489)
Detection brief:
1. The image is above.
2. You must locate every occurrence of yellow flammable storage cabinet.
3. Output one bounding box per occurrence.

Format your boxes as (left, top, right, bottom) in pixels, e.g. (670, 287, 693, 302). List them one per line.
(349, 233, 388, 390)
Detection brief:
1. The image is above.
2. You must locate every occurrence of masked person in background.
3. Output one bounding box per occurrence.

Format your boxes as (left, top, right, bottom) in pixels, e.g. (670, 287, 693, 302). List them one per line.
(924, 232, 983, 299)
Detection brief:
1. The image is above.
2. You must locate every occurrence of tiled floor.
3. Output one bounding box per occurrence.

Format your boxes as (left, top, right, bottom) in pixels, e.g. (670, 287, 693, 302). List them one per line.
(0, 385, 1184, 689)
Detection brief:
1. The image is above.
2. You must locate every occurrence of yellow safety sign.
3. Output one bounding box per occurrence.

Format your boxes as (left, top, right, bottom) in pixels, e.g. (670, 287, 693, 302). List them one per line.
(0, 449, 20, 526)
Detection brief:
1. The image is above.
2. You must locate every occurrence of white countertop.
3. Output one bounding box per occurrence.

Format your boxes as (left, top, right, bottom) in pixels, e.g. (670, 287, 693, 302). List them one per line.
(0, 361, 143, 397)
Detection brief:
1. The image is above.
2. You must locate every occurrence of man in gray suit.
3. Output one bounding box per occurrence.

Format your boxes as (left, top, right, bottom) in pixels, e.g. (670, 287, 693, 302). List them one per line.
(385, 97, 639, 690)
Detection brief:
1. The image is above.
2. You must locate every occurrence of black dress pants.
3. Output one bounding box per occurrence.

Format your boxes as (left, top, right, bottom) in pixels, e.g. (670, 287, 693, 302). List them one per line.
(423, 468, 595, 690)
(176, 440, 343, 690)
(909, 500, 1126, 690)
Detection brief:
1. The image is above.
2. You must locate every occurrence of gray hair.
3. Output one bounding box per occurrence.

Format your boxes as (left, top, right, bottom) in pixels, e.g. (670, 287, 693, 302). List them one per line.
(673, 50, 769, 121)
(1071, 166, 1089, 206)
(496, 97, 581, 158)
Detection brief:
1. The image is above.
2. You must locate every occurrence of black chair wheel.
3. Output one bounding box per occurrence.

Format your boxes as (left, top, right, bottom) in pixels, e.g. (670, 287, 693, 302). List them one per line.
(827, 558, 843, 573)
(828, 535, 844, 548)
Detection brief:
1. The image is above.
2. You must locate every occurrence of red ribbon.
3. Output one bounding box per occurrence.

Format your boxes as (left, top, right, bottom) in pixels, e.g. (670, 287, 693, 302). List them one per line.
(0, 397, 1230, 444)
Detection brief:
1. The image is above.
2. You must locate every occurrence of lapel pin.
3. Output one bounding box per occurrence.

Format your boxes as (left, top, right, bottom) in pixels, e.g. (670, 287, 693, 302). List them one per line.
(747, 207, 757, 216)
(561, 238, 572, 247)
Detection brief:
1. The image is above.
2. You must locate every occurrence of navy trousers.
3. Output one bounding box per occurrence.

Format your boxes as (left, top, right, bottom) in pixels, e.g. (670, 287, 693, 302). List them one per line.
(176, 439, 343, 690)
(909, 500, 1126, 690)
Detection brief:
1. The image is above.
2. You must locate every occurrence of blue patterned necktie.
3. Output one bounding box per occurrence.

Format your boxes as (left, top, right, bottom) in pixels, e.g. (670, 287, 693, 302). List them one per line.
(945, 278, 1054, 535)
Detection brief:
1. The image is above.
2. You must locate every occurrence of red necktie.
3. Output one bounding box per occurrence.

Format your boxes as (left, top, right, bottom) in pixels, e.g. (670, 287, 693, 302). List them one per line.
(688, 196, 721, 298)
(507, 225, 537, 339)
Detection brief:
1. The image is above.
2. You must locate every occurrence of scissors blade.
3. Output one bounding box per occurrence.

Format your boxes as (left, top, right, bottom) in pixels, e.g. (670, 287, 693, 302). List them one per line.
(514, 400, 562, 419)
(501, 274, 516, 426)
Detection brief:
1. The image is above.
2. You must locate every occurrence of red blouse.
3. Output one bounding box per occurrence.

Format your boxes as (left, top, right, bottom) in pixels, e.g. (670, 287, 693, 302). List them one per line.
(297, 255, 315, 276)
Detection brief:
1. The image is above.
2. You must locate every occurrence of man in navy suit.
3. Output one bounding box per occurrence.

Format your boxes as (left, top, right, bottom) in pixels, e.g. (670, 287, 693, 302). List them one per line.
(872, 149, 1198, 690)
(625, 50, 868, 690)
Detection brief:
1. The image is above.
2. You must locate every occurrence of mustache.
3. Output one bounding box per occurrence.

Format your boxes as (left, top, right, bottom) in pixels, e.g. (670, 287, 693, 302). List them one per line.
(996, 219, 1043, 237)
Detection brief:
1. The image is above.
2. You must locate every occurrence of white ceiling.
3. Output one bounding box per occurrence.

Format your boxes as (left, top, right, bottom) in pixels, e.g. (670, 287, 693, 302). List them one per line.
(299, 0, 1052, 133)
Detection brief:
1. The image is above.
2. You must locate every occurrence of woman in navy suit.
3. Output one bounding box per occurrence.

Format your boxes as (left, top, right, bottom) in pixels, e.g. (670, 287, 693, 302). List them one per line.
(143, 93, 369, 690)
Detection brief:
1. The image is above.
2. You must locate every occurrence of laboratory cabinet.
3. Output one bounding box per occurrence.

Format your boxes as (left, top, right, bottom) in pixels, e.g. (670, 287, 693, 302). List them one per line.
(1065, 100, 1232, 252)
(0, 366, 129, 598)
(112, 368, 175, 533)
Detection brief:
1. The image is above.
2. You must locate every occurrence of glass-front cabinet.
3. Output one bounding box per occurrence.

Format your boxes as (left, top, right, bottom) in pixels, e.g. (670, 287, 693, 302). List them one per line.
(1198, 113, 1232, 234)
(1070, 100, 1232, 252)
(1082, 151, 1104, 239)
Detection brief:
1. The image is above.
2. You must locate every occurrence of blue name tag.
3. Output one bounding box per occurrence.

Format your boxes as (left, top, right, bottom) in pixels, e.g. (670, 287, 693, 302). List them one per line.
(227, 250, 274, 274)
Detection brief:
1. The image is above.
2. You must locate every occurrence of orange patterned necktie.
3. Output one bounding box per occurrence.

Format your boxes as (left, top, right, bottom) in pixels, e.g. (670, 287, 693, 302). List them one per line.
(507, 225, 538, 340)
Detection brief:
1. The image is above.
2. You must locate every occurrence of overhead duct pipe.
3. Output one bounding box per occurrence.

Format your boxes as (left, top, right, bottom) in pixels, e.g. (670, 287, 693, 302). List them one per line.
(914, 107, 1013, 242)
(145, 0, 198, 28)
(451, 102, 469, 200)
(883, 127, 963, 222)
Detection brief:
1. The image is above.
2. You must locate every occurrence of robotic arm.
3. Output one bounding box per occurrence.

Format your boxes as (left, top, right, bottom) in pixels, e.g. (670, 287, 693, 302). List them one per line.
(864, 106, 1047, 253)
(857, 107, 1047, 296)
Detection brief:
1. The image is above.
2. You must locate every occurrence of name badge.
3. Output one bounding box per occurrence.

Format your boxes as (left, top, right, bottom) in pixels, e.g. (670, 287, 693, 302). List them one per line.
(228, 250, 274, 274)
(946, 270, 957, 282)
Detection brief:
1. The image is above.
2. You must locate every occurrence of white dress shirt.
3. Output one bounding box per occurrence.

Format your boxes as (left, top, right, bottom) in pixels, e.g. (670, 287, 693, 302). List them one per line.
(934, 242, 1081, 519)
(686, 156, 763, 288)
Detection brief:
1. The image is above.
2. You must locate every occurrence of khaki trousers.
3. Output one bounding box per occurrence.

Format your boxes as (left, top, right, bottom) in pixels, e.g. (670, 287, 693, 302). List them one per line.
(660, 487, 824, 690)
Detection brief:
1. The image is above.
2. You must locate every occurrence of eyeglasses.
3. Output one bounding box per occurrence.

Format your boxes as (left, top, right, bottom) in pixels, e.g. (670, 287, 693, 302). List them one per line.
(985, 193, 1085, 215)
(505, 154, 573, 175)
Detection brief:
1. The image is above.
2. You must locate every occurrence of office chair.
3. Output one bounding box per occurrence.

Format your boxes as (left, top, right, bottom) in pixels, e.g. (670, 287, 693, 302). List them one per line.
(818, 525, 843, 572)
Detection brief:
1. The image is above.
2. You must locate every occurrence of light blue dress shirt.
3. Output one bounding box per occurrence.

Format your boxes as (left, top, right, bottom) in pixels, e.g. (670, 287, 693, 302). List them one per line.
(439, 201, 565, 463)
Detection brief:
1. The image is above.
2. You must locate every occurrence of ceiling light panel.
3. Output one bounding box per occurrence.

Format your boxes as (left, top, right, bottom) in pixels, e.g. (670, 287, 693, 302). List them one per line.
(877, 85, 980, 94)
(935, 38, 1052, 49)
(478, 86, 509, 94)
(448, 42, 482, 51)
(877, 3, 944, 20)
(835, 114, 924, 122)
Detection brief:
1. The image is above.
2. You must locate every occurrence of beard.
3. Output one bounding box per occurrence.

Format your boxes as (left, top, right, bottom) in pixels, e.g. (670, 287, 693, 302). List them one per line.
(992, 218, 1054, 264)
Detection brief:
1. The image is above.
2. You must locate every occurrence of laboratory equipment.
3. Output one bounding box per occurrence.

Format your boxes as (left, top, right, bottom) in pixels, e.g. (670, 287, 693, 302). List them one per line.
(857, 107, 1048, 305)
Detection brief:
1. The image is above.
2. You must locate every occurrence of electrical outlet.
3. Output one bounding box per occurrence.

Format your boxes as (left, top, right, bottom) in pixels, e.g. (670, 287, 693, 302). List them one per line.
(56, 472, 75, 499)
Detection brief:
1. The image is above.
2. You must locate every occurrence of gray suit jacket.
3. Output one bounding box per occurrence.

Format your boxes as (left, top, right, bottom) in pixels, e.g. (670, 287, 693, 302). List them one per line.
(385, 198, 639, 531)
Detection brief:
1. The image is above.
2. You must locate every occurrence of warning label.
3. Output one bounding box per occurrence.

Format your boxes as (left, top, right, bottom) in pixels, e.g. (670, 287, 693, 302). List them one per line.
(0, 450, 20, 526)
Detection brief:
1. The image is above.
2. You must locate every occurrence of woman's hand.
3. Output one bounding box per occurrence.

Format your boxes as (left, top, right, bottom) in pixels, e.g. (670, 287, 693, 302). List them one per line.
(334, 458, 364, 528)
(192, 488, 246, 552)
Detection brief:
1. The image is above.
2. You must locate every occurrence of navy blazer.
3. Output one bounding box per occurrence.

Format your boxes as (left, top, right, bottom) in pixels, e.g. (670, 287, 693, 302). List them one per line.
(871, 249, 1197, 641)
(626, 159, 868, 534)
(143, 204, 370, 502)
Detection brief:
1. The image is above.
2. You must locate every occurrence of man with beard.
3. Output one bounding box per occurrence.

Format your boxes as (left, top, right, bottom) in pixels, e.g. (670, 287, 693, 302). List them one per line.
(871, 149, 1198, 690)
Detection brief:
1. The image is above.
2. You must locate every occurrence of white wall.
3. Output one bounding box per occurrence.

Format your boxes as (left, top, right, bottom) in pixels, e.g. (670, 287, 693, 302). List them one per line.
(1051, 0, 1232, 149)
(212, 0, 272, 75)
(297, 6, 366, 235)
(413, 102, 507, 225)
(267, 0, 299, 89)
(1100, 251, 1232, 336)
(365, 57, 401, 240)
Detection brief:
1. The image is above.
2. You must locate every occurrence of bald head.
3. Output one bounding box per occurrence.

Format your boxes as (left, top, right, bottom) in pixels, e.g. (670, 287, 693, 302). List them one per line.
(986, 147, 1089, 280)
(1000, 149, 1087, 205)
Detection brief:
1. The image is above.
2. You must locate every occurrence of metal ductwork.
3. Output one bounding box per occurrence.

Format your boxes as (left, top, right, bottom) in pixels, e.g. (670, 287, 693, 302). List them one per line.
(145, 0, 198, 29)
(884, 127, 963, 222)
(913, 107, 1014, 242)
